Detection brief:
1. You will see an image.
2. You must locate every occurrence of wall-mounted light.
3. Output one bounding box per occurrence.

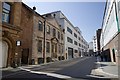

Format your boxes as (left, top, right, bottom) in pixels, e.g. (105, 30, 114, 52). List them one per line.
(16, 40, 21, 46)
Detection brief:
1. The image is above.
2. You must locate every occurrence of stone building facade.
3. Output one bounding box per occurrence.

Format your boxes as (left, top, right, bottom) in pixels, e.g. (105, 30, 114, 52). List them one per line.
(20, 3, 65, 65)
(1, 2, 22, 67)
(32, 14, 65, 64)
(43, 11, 89, 60)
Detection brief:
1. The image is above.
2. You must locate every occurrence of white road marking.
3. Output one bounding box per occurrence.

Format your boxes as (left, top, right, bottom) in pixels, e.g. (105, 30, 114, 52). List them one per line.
(19, 67, 72, 79)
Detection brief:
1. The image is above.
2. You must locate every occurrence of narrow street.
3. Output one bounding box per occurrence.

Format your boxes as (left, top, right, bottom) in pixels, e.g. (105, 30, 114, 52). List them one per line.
(1, 57, 112, 80)
(1, 1, 120, 80)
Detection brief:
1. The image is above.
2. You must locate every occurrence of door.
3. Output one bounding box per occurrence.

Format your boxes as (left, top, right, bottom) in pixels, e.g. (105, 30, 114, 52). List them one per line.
(21, 49, 29, 64)
(51, 44, 57, 58)
(112, 49, 116, 62)
(68, 47, 73, 59)
(0, 41, 8, 68)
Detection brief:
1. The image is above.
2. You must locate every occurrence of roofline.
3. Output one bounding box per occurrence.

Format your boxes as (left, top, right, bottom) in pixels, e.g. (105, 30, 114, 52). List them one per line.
(42, 10, 82, 33)
(22, 2, 45, 19)
(43, 11, 88, 44)
(101, 0, 108, 29)
(42, 11, 61, 16)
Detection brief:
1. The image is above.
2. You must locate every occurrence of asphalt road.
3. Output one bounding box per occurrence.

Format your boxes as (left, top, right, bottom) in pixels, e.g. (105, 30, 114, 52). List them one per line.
(1, 56, 112, 80)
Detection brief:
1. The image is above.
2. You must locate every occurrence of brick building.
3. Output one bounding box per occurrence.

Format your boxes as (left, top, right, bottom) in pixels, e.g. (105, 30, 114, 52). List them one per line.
(1, 2, 22, 68)
(20, 3, 65, 65)
(1, 2, 65, 67)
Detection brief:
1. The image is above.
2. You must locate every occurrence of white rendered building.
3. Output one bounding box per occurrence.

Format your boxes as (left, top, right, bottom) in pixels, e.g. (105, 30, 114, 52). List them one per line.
(43, 11, 88, 59)
(100, 0, 120, 63)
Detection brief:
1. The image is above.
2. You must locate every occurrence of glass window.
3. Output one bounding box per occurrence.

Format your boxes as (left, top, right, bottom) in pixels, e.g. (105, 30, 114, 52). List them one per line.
(38, 21, 43, 31)
(75, 50, 78, 53)
(74, 41, 77, 45)
(58, 31, 60, 39)
(118, 1, 120, 12)
(53, 28, 56, 37)
(2, 2, 11, 23)
(55, 44, 57, 52)
(67, 27, 72, 34)
(52, 45, 54, 53)
(59, 45, 61, 53)
(61, 34, 63, 40)
(67, 37, 73, 43)
(78, 37, 80, 40)
(46, 42, 50, 53)
(3, 3, 10, 10)
(79, 43, 81, 47)
(38, 40, 42, 52)
(62, 46, 64, 54)
(74, 33, 77, 38)
(47, 25, 50, 34)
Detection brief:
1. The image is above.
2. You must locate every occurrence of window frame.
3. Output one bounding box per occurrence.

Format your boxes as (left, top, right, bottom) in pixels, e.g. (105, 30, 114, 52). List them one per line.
(46, 42, 50, 53)
(38, 21, 43, 31)
(47, 25, 50, 34)
(74, 33, 77, 38)
(67, 37, 73, 43)
(2, 2, 11, 23)
(67, 27, 72, 34)
(58, 31, 60, 39)
(38, 40, 42, 53)
(74, 41, 77, 45)
(53, 28, 56, 37)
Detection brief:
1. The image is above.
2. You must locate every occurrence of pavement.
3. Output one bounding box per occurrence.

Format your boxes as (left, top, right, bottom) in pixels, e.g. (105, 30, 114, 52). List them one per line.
(90, 57, 118, 79)
(0, 57, 119, 80)
(1, 57, 98, 80)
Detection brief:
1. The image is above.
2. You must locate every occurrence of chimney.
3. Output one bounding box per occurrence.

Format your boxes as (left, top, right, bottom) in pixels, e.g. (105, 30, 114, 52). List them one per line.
(33, 6, 36, 11)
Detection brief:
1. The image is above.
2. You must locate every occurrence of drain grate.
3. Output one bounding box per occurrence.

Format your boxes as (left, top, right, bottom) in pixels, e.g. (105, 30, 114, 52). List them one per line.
(94, 75, 104, 77)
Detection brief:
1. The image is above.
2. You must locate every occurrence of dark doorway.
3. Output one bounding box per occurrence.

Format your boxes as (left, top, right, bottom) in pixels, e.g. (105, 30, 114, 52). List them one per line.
(102, 49, 111, 62)
(68, 47, 73, 59)
(112, 49, 116, 62)
(21, 48, 29, 64)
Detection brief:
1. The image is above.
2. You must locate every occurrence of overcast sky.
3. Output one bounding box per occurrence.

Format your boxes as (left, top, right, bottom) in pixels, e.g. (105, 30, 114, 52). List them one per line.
(22, 1, 105, 42)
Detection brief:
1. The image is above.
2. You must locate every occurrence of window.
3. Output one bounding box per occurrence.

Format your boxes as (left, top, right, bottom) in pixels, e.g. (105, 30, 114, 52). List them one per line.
(52, 45, 54, 53)
(58, 31, 60, 39)
(119, 1, 120, 12)
(61, 34, 63, 40)
(67, 27, 72, 34)
(2, 2, 11, 23)
(74, 41, 77, 45)
(46, 42, 50, 53)
(79, 43, 81, 47)
(53, 28, 56, 37)
(95, 47, 96, 49)
(55, 44, 57, 52)
(38, 40, 42, 52)
(47, 25, 50, 34)
(38, 21, 43, 31)
(62, 46, 64, 54)
(78, 37, 80, 40)
(67, 37, 73, 43)
(59, 45, 61, 53)
(74, 33, 77, 38)
(75, 50, 78, 53)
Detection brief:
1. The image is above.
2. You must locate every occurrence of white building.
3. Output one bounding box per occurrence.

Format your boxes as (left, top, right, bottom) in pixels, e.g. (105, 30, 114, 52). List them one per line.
(93, 36, 98, 52)
(43, 11, 88, 59)
(88, 42, 94, 56)
(89, 42, 93, 50)
(100, 0, 120, 63)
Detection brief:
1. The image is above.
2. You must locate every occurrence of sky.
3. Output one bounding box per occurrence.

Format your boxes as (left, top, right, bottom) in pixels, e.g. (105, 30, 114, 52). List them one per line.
(22, 1, 105, 43)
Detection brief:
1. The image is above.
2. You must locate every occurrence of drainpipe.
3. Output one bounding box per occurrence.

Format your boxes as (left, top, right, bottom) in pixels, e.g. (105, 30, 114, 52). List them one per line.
(43, 19, 46, 63)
